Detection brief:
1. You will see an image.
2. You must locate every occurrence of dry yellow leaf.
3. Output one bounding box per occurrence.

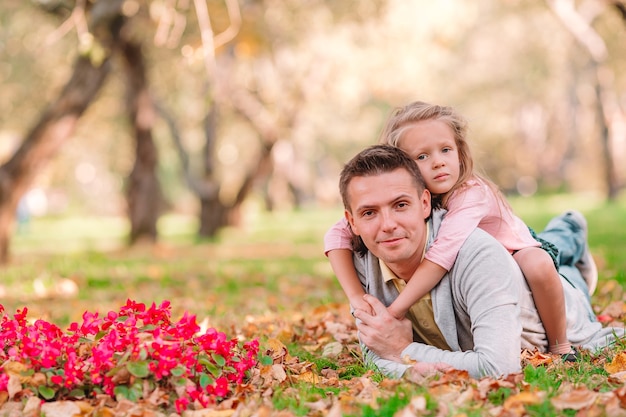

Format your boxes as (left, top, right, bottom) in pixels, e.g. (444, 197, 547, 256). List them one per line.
(6, 374, 21, 399)
(91, 407, 116, 417)
(608, 370, 626, 384)
(39, 401, 82, 417)
(22, 396, 41, 415)
(428, 384, 463, 403)
(296, 370, 319, 384)
(606, 352, 626, 374)
(322, 341, 343, 357)
(183, 409, 235, 417)
(551, 388, 598, 411)
(503, 391, 543, 409)
(270, 364, 287, 382)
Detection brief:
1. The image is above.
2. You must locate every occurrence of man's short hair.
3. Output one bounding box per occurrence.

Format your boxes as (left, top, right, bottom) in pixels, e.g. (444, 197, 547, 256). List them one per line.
(339, 145, 428, 257)
(339, 144, 427, 212)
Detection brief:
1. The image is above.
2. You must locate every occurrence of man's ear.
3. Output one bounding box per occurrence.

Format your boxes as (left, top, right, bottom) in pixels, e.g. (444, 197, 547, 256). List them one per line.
(345, 209, 358, 235)
(421, 189, 432, 219)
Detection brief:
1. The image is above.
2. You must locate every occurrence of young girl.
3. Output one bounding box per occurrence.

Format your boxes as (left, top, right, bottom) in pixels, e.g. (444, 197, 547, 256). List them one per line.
(325, 101, 586, 359)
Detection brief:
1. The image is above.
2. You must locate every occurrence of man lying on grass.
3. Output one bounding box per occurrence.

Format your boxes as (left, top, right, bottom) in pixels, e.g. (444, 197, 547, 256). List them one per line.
(339, 145, 623, 378)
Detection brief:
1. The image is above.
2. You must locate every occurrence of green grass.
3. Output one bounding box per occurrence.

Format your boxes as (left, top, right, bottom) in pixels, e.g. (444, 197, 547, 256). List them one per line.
(5, 205, 346, 328)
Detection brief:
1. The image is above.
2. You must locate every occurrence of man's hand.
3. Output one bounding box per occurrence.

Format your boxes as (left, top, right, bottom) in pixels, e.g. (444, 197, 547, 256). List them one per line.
(354, 294, 414, 362)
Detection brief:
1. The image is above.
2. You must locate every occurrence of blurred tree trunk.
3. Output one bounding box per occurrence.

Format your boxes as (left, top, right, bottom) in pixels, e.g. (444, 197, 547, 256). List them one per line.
(156, 99, 274, 237)
(155, 0, 272, 237)
(0, 53, 115, 264)
(0, 0, 129, 264)
(548, 0, 622, 200)
(120, 39, 162, 244)
(197, 105, 228, 236)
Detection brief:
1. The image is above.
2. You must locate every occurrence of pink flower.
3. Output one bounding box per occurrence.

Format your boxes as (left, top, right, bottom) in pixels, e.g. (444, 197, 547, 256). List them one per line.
(175, 397, 189, 413)
(80, 311, 102, 336)
(212, 377, 230, 398)
(0, 373, 8, 391)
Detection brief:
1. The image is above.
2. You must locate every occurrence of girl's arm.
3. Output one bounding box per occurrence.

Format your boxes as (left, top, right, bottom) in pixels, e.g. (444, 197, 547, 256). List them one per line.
(324, 218, 371, 313)
(425, 181, 491, 271)
(327, 249, 370, 313)
(387, 259, 447, 319)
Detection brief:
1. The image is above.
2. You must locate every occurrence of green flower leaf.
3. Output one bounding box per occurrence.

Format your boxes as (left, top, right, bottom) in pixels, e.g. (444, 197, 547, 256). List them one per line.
(199, 373, 215, 389)
(114, 385, 129, 401)
(68, 388, 86, 399)
(198, 355, 212, 367)
(171, 365, 186, 377)
(212, 353, 226, 367)
(138, 347, 148, 361)
(126, 361, 150, 378)
(205, 362, 220, 377)
(38, 386, 56, 400)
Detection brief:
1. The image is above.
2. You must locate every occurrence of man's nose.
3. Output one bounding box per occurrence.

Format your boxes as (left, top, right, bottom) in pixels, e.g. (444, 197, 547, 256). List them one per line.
(380, 210, 397, 231)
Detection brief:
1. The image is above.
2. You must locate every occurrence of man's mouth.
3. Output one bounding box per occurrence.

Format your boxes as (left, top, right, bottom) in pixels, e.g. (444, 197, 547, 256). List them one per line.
(378, 236, 404, 246)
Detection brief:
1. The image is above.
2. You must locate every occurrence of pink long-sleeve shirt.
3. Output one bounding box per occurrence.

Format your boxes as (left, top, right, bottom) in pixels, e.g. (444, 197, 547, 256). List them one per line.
(324, 178, 539, 270)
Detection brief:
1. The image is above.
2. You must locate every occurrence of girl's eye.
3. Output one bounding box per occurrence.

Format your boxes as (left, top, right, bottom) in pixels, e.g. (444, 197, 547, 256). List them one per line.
(416, 154, 427, 161)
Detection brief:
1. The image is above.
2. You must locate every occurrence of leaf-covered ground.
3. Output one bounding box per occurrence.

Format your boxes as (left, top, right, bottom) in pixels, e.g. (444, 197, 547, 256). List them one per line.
(2, 283, 626, 416)
(3, 204, 626, 416)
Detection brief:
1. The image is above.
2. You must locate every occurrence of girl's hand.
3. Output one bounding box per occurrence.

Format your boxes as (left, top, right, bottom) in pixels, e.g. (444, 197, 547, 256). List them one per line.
(386, 304, 406, 320)
(404, 361, 453, 383)
(350, 297, 374, 315)
(410, 361, 452, 376)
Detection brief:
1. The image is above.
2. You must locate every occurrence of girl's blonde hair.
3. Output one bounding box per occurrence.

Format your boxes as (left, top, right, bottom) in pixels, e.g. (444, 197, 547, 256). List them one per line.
(379, 101, 503, 209)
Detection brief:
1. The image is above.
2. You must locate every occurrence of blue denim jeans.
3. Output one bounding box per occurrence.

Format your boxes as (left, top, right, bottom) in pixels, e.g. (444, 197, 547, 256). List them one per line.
(538, 212, 595, 318)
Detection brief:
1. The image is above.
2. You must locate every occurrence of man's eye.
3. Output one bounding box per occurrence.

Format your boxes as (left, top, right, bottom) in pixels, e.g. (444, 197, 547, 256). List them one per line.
(362, 210, 374, 217)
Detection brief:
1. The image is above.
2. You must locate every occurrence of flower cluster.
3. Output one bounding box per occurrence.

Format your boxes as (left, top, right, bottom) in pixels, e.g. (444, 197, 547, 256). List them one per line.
(0, 300, 259, 412)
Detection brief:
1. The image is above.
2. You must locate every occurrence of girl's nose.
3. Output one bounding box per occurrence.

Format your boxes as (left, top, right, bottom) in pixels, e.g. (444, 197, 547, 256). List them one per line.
(432, 155, 445, 168)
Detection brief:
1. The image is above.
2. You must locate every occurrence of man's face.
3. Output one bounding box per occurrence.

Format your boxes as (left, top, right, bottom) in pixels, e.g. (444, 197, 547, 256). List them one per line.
(345, 168, 431, 277)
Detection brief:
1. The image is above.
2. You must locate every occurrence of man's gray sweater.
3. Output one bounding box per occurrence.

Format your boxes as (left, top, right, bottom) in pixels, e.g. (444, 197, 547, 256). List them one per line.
(353, 212, 622, 378)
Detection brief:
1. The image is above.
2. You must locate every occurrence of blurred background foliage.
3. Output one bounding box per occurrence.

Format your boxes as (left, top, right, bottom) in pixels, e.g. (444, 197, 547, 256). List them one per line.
(0, 0, 625, 261)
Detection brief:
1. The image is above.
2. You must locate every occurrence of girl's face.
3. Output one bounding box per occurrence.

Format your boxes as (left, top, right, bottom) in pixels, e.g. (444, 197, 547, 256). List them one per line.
(397, 120, 461, 196)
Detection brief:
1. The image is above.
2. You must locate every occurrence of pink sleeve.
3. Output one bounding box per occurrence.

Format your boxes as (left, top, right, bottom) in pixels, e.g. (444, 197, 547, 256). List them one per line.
(323, 217, 353, 256)
(425, 183, 490, 271)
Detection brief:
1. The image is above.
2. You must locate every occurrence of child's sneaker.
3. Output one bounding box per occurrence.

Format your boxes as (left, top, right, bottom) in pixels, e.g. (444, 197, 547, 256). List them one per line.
(564, 210, 598, 296)
(561, 347, 580, 362)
